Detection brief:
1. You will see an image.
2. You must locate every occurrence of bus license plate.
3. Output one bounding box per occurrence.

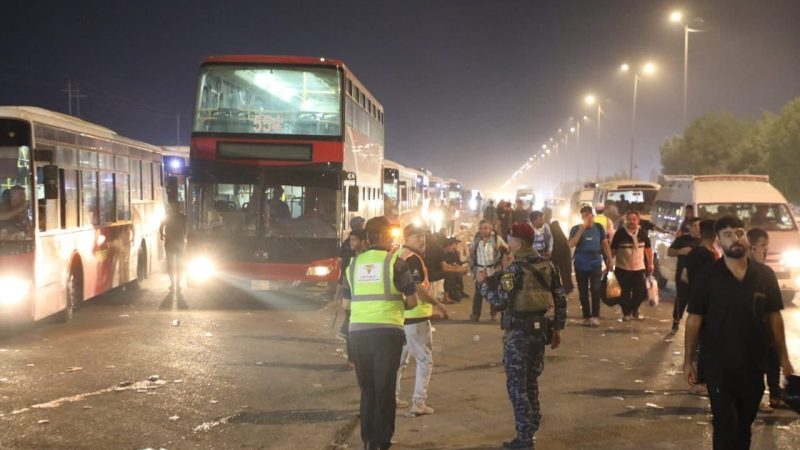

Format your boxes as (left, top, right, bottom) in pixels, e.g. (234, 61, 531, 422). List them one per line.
(251, 280, 271, 290)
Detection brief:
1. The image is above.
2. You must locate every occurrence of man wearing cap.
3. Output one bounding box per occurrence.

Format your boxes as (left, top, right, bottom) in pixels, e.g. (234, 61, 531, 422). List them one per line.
(343, 217, 419, 450)
(593, 202, 615, 240)
(395, 224, 449, 415)
(478, 223, 568, 450)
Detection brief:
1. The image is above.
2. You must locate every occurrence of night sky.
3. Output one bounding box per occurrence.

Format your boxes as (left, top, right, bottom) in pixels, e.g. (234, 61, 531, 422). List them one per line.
(1, 0, 798, 192)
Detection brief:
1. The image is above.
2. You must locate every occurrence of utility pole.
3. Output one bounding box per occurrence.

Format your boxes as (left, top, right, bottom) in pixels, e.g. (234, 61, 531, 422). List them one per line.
(176, 114, 181, 146)
(61, 80, 86, 116)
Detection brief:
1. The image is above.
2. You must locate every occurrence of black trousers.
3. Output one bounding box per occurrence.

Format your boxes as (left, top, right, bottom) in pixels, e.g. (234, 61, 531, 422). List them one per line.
(672, 279, 690, 322)
(707, 380, 764, 450)
(575, 267, 602, 319)
(615, 268, 647, 316)
(349, 330, 405, 449)
(472, 280, 497, 318)
(766, 345, 781, 399)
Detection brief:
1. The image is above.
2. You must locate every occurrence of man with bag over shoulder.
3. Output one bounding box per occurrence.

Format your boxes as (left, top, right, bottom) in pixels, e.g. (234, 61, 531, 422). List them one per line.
(569, 205, 613, 327)
(478, 223, 567, 450)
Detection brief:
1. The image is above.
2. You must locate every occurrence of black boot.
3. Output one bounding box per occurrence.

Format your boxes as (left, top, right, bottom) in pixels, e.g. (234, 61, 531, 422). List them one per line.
(502, 437, 534, 450)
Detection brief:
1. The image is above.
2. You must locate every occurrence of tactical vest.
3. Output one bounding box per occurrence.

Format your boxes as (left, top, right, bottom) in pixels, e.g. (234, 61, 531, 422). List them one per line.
(509, 260, 552, 314)
(397, 246, 433, 320)
(346, 249, 405, 330)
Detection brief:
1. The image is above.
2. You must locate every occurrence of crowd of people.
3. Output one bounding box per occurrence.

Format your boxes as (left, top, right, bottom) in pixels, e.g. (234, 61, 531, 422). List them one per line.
(332, 198, 796, 450)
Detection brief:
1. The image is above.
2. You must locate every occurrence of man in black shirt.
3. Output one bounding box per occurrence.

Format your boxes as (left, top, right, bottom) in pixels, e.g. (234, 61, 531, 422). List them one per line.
(159, 202, 187, 292)
(676, 205, 695, 237)
(685, 216, 794, 450)
(668, 217, 701, 331)
(336, 217, 366, 341)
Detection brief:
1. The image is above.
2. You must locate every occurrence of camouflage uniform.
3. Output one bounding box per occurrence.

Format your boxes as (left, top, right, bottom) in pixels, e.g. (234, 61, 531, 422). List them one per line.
(481, 248, 568, 448)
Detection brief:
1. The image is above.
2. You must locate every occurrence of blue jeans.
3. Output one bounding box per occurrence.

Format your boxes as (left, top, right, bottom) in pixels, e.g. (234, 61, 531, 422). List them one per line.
(575, 266, 602, 319)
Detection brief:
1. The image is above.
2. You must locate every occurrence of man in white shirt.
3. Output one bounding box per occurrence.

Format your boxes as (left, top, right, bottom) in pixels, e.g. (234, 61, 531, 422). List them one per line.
(468, 220, 509, 321)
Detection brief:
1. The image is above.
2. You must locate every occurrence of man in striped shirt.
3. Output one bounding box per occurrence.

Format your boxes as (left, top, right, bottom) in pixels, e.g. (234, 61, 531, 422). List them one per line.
(469, 220, 509, 321)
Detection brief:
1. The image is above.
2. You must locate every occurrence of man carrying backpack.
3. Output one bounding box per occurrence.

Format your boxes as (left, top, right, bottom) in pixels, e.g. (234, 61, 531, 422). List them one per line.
(469, 219, 509, 321)
(568, 206, 613, 327)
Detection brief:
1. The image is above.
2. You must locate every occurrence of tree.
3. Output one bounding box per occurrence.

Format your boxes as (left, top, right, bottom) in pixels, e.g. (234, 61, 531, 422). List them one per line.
(767, 98, 800, 202)
(660, 113, 750, 175)
(730, 112, 775, 174)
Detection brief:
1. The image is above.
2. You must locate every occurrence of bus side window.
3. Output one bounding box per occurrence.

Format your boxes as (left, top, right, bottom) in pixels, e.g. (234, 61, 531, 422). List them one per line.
(62, 169, 79, 228)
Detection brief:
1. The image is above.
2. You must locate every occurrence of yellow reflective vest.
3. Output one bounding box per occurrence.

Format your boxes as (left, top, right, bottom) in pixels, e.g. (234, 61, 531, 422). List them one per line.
(397, 246, 433, 320)
(346, 249, 405, 330)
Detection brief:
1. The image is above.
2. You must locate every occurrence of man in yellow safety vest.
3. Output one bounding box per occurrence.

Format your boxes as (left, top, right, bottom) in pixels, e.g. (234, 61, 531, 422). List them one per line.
(343, 216, 419, 450)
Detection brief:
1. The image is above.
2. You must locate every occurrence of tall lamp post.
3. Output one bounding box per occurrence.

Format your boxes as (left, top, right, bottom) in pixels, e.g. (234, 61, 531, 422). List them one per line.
(620, 62, 656, 179)
(670, 11, 702, 125)
(584, 94, 605, 180)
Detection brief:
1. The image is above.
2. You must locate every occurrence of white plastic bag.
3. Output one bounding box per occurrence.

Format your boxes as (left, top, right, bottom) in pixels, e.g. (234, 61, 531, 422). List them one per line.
(647, 276, 659, 306)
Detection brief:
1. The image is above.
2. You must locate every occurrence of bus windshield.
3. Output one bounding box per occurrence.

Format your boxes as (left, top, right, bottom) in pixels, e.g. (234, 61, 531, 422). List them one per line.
(605, 189, 657, 215)
(698, 203, 797, 231)
(0, 146, 33, 241)
(190, 170, 340, 240)
(193, 64, 342, 137)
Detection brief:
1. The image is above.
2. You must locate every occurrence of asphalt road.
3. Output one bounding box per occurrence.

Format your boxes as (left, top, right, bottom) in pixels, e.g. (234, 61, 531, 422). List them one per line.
(1, 271, 799, 450)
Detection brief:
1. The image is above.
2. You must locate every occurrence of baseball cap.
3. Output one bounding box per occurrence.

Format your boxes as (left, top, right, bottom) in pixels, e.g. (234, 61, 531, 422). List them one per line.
(403, 223, 427, 238)
(509, 223, 535, 240)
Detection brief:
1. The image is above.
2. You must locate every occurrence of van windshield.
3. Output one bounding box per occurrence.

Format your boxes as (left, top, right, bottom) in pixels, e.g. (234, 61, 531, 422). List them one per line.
(698, 203, 797, 231)
(605, 189, 657, 215)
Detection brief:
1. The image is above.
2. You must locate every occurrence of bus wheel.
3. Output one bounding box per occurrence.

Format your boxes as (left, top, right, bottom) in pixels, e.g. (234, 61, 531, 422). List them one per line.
(128, 246, 147, 291)
(58, 266, 83, 323)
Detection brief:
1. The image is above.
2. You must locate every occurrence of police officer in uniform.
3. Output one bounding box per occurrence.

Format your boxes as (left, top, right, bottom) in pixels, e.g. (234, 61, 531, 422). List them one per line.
(343, 217, 418, 450)
(479, 223, 567, 450)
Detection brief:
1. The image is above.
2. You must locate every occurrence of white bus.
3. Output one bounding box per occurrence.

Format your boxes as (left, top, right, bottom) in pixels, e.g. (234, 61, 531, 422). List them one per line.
(0, 107, 165, 323)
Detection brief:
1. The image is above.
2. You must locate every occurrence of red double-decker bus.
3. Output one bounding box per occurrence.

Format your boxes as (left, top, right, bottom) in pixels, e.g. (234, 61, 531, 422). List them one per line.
(188, 55, 384, 290)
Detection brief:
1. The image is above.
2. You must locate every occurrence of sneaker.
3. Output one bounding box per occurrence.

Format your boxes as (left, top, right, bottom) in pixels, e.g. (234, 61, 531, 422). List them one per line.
(622, 315, 631, 322)
(411, 402, 434, 415)
(582, 318, 591, 327)
(502, 437, 534, 449)
(395, 398, 409, 409)
(634, 314, 645, 321)
(469, 315, 480, 323)
(336, 330, 348, 342)
(589, 317, 600, 327)
(759, 401, 774, 413)
(671, 321, 679, 332)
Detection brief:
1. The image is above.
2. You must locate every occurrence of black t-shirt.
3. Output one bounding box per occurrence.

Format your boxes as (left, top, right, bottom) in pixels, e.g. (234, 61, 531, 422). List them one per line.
(685, 245, 716, 286)
(687, 259, 783, 385)
(424, 233, 446, 282)
(340, 238, 355, 284)
(404, 250, 426, 285)
(669, 235, 700, 281)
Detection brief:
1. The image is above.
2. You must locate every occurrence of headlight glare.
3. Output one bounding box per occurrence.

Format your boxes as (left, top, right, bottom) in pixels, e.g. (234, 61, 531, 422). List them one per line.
(782, 250, 800, 268)
(188, 257, 216, 281)
(0, 277, 31, 306)
(306, 265, 333, 277)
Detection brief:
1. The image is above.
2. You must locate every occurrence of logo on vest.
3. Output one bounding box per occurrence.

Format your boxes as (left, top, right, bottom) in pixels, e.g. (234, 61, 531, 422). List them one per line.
(357, 263, 383, 282)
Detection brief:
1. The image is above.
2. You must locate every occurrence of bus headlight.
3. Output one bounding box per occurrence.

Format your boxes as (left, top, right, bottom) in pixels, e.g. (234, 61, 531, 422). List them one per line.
(782, 250, 800, 268)
(188, 257, 216, 281)
(0, 277, 31, 306)
(306, 265, 334, 277)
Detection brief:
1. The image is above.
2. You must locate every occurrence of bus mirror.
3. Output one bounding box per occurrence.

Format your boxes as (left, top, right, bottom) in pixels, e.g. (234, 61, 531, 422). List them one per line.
(348, 185, 360, 212)
(43, 165, 59, 200)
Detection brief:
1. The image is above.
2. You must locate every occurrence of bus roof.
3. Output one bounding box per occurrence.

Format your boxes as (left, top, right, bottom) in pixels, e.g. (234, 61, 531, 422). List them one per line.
(599, 179, 660, 190)
(200, 55, 383, 110)
(0, 106, 162, 153)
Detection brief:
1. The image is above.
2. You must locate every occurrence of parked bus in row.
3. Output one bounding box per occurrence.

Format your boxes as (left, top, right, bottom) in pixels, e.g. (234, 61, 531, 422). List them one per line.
(188, 55, 384, 290)
(0, 106, 164, 323)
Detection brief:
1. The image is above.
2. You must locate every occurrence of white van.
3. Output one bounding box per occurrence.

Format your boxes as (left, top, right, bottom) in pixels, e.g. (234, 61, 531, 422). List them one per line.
(595, 180, 660, 224)
(568, 183, 598, 229)
(650, 175, 800, 302)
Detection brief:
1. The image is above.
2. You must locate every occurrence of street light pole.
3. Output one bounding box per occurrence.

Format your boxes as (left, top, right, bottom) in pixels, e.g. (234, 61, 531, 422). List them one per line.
(629, 73, 639, 180)
(595, 104, 603, 180)
(683, 23, 689, 125)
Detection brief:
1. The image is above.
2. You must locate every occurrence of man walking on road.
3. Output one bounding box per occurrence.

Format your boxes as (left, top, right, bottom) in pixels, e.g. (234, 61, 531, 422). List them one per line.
(479, 223, 567, 450)
(395, 224, 449, 415)
(668, 217, 701, 332)
(747, 227, 787, 413)
(569, 206, 613, 327)
(468, 220, 509, 321)
(343, 217, 419, 450)
(159, 202, 186, 292)
(610, 210, 653, 321)
(684, 216, 794, 450)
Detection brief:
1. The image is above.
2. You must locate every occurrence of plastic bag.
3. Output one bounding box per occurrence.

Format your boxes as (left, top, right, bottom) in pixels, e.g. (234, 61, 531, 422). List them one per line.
(601, 271, 622, 306)
(647, 275, 659, 306)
